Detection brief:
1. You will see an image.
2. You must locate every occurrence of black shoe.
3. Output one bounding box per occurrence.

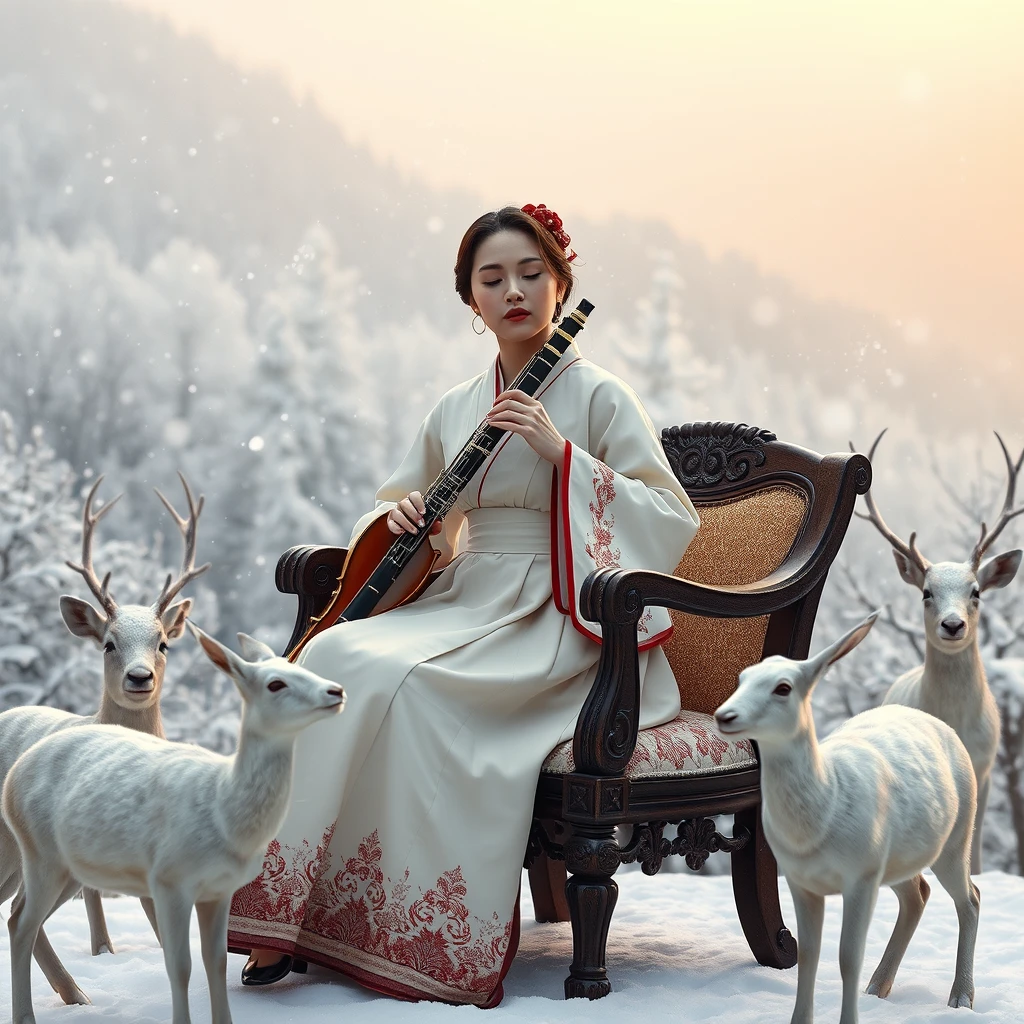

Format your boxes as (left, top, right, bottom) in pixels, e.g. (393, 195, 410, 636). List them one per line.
(240, 954, 308, 986)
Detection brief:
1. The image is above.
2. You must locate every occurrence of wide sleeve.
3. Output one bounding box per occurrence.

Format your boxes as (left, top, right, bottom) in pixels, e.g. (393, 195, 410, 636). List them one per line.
(347, 400, 466, 566)
(550, 377, 699, 650)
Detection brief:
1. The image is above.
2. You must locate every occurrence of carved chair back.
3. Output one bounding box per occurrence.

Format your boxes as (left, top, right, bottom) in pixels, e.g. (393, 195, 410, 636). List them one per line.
(659, 424, 815, 715)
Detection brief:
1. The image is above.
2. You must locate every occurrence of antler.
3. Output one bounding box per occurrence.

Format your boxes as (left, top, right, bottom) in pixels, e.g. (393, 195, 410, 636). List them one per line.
(65, 476, 123, 617)
(970, 432, 1024, 570)
(849, 430, 930, 574)
(152, 471, 211, 614)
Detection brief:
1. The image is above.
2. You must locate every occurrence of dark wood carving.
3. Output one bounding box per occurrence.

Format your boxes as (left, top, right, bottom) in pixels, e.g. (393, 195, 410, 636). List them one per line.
(661, 421, 777, 488)
(526, 817, 750, 877)
(277, 420, 867, 998)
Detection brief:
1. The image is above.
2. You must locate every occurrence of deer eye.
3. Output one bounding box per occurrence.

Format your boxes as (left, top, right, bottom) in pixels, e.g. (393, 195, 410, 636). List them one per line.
(922, 589, 932, 601)
(103, 641, 116, 654)
(158, 642, 169, 654)
(970, 589, 980, 601)
(267, 679, 287, 693)
(773, 682, 792, 697)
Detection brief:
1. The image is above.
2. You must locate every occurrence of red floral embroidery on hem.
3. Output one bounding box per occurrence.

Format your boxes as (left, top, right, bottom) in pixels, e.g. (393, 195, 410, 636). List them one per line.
(231, 828, 513, 996)
(231, 823, 335, 925)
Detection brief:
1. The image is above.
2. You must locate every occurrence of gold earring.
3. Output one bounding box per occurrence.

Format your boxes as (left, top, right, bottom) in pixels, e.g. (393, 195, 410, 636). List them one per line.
(472, 313, 486, 335)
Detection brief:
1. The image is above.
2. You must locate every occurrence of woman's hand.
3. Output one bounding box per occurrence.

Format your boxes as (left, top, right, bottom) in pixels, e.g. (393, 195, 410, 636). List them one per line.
(486, 389, 566, 464)
(387, 491, 444, 536)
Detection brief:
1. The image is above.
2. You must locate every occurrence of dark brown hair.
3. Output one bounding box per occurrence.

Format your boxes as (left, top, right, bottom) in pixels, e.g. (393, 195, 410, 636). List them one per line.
(454, 206, 575, 317)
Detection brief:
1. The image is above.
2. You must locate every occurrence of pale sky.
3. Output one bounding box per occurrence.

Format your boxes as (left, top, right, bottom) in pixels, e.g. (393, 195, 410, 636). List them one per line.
(115, 0, 1023, 363)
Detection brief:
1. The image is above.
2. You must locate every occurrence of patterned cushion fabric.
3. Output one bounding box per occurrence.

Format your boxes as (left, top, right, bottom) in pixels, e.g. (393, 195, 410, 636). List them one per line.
(541, 709, 757, 780)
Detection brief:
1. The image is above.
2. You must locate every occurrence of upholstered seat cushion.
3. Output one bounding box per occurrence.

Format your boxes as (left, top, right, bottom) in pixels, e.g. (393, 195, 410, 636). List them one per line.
(541, 709, 757, 780)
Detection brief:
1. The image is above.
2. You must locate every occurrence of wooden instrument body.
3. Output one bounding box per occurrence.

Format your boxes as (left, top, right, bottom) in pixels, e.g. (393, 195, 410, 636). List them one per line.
(287, 514, 440, 659)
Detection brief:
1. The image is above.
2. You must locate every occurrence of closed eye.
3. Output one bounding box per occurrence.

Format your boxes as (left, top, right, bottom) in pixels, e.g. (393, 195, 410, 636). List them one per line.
(482, 272, 542, 287)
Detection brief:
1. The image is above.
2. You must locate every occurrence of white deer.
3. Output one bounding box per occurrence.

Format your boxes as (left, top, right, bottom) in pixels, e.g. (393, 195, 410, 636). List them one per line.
(3, 623, 345, 1024)
(854, 429, 1023, 871)
(715, 612, 978, 1024)
(0, 473, 208, 1006)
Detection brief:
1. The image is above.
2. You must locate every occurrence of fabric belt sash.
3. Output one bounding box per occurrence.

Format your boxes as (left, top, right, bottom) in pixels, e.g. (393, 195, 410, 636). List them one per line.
(464, 508, 551, 555)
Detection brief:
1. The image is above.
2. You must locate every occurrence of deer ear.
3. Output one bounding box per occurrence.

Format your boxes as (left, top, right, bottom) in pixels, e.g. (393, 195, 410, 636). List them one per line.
(977, 549, 1022, 592)
(892, 550, 926, 588)
(59, 595, 107, 646)
(236, 632, 277, 663)
(188, 622, 246, 681)
(813, 611, 880, 675)
(160, 598, 193, 640)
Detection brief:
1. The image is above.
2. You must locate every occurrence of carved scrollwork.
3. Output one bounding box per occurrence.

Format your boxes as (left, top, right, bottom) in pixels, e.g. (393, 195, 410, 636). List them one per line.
(606, 710, 633, 760)
(661, 422, 776, 489)
(672, 817, 751, 871)
(543, 817, 752, 876)
(565, 834, 621, 876)
(618, 821, 669, 876)
(523, 820, 567, 869)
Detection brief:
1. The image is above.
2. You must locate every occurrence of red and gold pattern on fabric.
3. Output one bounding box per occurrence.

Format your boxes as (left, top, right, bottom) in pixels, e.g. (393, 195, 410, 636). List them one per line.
(229, 827, 514, 1001)
(540, 707, 756, 779)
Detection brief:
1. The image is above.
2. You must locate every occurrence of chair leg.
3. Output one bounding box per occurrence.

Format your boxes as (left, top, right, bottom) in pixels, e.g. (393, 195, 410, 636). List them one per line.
(528, 853, 570, 923)
(730, 806, 797, 969)
(563, 825, 620, 999)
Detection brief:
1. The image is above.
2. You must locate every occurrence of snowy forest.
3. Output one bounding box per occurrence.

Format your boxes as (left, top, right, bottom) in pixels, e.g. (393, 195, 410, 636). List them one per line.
(1, 0, 1022, 876)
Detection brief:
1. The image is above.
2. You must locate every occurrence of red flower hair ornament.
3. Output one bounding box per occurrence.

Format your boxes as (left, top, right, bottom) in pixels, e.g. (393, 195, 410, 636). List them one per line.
(521, 203, 578, 262)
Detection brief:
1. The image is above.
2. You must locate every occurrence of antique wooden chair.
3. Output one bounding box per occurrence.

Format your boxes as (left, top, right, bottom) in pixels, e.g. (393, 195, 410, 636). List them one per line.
(276, 421, 871, 1000)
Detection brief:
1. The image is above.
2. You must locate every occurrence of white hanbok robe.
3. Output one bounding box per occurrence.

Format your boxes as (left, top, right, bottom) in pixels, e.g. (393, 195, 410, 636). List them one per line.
(227, 346, 699, 1006)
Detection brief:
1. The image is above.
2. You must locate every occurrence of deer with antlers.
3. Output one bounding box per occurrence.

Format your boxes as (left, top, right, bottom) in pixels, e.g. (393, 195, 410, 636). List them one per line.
(852, 430, 1023, 873)
(0, 472, 209, 1006)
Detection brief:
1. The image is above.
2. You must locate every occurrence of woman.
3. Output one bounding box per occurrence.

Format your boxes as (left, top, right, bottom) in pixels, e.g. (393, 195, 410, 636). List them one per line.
(229, 204, 700, 1007)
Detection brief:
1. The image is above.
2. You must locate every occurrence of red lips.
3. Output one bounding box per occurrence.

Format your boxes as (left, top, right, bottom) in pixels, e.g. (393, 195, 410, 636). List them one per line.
(503, 308, 530, 321)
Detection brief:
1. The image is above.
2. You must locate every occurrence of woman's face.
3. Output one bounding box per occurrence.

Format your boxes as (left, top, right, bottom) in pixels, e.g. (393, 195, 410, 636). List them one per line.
(470, 229, 564, 344)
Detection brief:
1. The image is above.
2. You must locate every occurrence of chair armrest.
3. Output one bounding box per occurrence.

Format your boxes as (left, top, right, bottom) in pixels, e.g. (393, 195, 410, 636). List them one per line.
(276, 545, 347, 656)
(570, 449, 871, 776)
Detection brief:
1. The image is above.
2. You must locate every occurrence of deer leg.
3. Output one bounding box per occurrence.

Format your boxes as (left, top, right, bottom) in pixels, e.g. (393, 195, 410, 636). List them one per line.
(866, 874, 930, 998)
(152, 884, 195, 1024)
(141, 896, 162, 945)
(837, 877, 880, 1024)
(32, 922, 91, 1006)
(931, 842, 979, 1008)
(787, 881, 824, 1024)
(971, 774, 990, 875)
(83, 886, 115, 954)
(9, 866, 82, 1024)
(196, 897, 233, 1024)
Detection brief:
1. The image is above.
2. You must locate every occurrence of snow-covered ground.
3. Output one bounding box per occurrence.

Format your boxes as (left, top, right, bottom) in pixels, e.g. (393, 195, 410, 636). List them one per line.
(2, 868, 1021, 1022)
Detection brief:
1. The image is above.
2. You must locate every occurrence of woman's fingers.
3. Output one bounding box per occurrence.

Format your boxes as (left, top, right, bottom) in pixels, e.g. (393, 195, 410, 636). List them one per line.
(388, 492, 428, 534)
(388, 507, 418, 534)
